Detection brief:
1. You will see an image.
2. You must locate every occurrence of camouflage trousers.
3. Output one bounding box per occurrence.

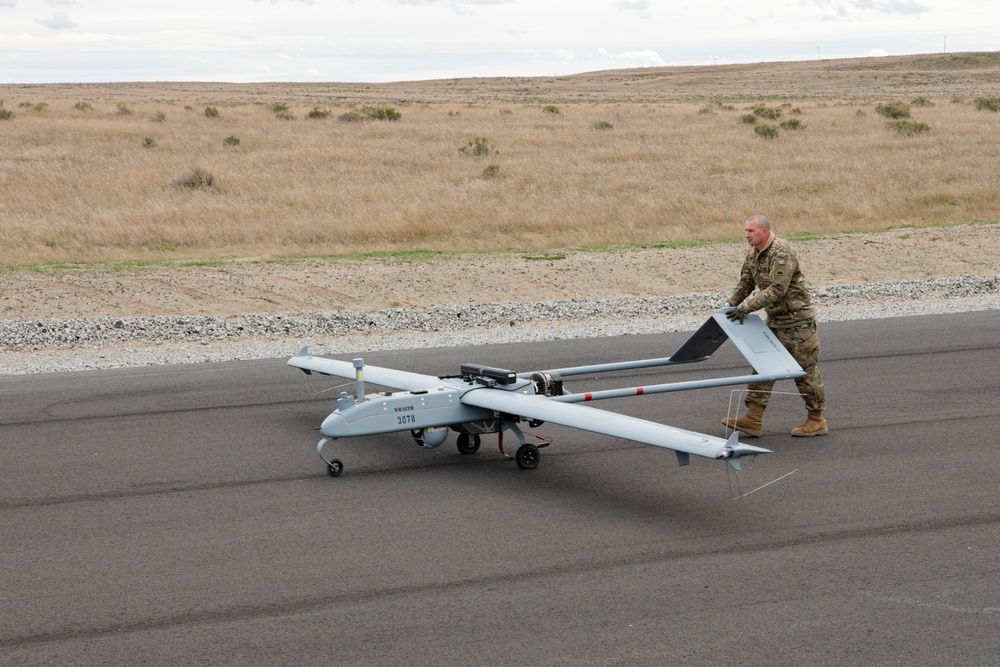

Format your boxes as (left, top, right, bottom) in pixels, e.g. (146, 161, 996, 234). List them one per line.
(745, 320, 826, 412)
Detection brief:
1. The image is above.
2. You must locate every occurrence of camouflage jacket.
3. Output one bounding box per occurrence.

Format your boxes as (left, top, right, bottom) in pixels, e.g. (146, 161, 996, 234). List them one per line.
(728, 233, 816, 328)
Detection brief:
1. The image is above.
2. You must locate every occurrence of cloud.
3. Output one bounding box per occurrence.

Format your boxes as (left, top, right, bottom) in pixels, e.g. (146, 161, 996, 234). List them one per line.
(804, 0, 930, 18)
(615, 0, 650, 14)
(596, 48, 665, 66)
(393, 0, 512, 5)
(251, 0, 315, 4)
(36, 11, 77, 29)
(0, 0, 16, 7)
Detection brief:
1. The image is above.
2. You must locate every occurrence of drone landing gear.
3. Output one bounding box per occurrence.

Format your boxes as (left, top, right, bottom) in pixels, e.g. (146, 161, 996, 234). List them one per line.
(497, 422, 546, 470)
(318, 437, 345, 478)
(456, 433, 481, 455)
(515, 443, 540, 470)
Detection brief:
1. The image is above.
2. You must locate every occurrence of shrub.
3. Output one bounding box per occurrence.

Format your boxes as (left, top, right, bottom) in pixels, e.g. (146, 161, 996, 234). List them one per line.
(73, 102, 93, 111)
(542, 105, 560, 114)
(141, 136, 156, 149)
(275, 112, 295, 120)
(752, 105, 782, 120)
(364, 105, 401, 121)
(911, 96, 934, 107)
(780, 118, 804, 130)
(269, 102, 289, 113)
(150, 111, 166, 123)
(740, 113, 757, 124)
(592, 120, 614, 130)
(888, 120, 930, 135)
(204, 106, 219, 118)
(481, 164, 500, 179)
(223, 135, 240, 146)
(306, 107, 331, 119)
(116, 103, 132, 115)
(0, 108, 14, 121)
(337, 106, 402, 122)
(338, 109, 365, 123)
(459, 137, 497, 157)
(172, 168, 215, 189)
(875, 101, 910, 119)
(754, 124, 779, 139)
(973, 96, 1000, 111)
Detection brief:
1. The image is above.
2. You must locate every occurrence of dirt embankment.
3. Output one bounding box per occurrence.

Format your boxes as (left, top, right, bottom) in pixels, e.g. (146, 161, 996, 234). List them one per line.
(3, 225, 999, 322)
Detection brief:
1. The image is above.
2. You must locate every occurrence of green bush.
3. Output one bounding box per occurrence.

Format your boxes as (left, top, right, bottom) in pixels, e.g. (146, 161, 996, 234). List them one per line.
(740, 114, 757, 124)
(459, 137, 497, 157)
(592, 120, 614, 130)
(542, 105, 560, 114)
(223, 135, 240, 146)
(754, 124, 779, 139)
(306, 107, 331, 119)
(116, 103, 132, 115)
(973, 96, 1000, 111)
(888, 120, 930, 135)
(875, 101, 910, 119)
(275, 112, 295, 120)
(73, 102, 93, 111)
(204, 106, 219, 118)
(142, 136, 156, 149)
(752, 105, 782, 120)
(911, 96, 934, 107)
(780, 118, 804, 130)
(0, 108, 14, 121)
(269, 102, 290, 113)
(364, 105, 401, 121)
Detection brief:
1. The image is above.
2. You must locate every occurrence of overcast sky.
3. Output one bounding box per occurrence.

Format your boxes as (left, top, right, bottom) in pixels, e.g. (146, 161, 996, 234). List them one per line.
(1, 0, 996, 84)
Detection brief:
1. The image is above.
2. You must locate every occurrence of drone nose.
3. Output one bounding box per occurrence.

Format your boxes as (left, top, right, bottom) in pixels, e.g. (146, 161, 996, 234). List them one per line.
(320, 412, 347, 438)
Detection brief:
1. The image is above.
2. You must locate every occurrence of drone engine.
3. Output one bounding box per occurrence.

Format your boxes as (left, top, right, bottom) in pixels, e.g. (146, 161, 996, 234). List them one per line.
(530, 371, 564, 397)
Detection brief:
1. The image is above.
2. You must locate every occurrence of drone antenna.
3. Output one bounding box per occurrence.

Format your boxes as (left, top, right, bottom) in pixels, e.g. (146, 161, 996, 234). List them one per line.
(353, 358, 366, 402)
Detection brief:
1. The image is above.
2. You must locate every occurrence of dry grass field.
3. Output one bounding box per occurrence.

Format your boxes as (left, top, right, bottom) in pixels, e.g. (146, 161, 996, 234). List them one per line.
(1, 51, 999, 267)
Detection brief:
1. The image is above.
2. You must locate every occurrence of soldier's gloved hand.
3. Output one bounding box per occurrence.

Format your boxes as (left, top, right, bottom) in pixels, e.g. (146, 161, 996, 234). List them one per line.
(725, 306, 745, 323)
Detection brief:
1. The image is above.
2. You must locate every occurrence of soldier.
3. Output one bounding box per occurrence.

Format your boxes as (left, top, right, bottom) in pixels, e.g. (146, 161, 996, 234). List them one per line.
(723, 214, 828, 437)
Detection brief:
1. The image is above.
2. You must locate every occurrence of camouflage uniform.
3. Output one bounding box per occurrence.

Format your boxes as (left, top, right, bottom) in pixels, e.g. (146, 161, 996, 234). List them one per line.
(728, 233, 826, 412)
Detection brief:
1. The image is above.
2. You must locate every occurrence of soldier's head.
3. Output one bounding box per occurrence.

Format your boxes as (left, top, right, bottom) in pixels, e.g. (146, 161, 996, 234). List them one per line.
(744, 214, 771, 250)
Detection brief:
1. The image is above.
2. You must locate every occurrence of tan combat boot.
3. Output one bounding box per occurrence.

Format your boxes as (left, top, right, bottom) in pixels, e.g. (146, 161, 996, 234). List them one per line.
(721, 403, 765, 437)
(791, 410, 828, 437)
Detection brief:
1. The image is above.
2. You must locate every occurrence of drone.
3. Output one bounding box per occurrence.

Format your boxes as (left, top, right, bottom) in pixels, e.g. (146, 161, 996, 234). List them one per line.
(289, 308, 804, 477)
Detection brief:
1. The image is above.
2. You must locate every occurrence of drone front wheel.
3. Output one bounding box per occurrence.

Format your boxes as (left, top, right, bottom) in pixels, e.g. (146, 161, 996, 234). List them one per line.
(515, 443, 540, 470)
(327, 460, 344, 477)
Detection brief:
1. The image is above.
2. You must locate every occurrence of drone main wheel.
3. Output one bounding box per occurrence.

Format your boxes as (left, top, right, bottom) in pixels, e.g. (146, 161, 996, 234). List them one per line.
(515, 443, 540, 470)
(456, 433, 481, 455)
(327, 460, 344, 477)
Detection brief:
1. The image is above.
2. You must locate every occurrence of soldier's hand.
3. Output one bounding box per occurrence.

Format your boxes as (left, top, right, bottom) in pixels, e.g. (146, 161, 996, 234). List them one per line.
(725, 306, 745, 323)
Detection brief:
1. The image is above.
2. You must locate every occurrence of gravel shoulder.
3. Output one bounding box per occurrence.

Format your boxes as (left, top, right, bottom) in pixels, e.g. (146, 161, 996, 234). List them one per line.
(3, 225, 999, 375)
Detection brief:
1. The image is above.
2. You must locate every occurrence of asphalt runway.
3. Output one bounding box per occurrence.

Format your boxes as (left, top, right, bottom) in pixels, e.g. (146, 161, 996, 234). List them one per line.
(3, 311, 999, 666)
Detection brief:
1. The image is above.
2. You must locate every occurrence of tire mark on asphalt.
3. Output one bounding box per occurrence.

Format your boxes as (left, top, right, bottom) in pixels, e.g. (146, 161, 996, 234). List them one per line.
(3, 508, 1000, 650)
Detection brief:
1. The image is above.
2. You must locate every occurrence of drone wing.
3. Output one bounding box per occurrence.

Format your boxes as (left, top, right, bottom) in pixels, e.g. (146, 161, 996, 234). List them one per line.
(288, 347, 443, 392)
(460, 387, 768, 467)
